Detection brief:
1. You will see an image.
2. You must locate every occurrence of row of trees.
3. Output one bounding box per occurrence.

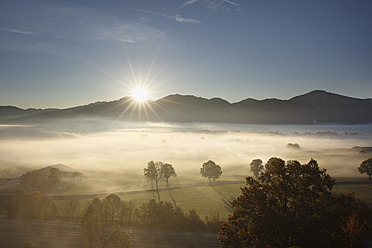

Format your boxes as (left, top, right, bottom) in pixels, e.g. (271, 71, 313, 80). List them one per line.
(82, 196, 131, 248)
(5, 189, 58, 220)
(143, 159, 223, 200)
(250, 157, 372, 180)
(6, 190, 85, 222)
(144, 157, 372, 195)
(5, 191, 222, 247)
(220, 157, 372, 248)
(143, 161, 177, 201)
(81, 193, 222, 248)
(19, 167, 62, 193)
(81, 193, 220, 231)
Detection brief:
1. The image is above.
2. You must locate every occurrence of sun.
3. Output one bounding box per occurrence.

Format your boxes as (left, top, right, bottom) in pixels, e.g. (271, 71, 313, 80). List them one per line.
(132, 87, 148, 102)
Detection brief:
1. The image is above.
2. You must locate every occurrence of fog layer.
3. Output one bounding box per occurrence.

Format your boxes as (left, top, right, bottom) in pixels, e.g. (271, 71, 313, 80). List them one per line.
(0, 122, 371, 180)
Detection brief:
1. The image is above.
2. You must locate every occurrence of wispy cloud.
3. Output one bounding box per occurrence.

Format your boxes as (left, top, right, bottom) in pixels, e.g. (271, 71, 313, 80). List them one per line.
(0, 27, 35, 35)
(131, 8, 200, 24)
(0, 2, 169, 53)
(179, 0, 241, 12)
(174, 14, 201, 24)
(223, 0, 239, 7)
(179, 0, 199, 9)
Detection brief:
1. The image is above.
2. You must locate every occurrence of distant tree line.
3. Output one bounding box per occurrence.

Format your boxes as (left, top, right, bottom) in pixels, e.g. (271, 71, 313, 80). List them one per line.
(81, 193, 222, 248)
(19, 167, 62, 193)
(6, 189, 222, 248)
(5, 189, 58, 220)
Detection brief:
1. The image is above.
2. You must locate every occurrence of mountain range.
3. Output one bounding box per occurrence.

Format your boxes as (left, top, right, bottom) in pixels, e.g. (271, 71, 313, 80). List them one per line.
(1, 90, 371, 124)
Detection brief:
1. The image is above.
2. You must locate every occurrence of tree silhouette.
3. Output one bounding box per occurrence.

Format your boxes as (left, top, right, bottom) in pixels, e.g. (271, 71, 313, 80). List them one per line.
(39, 196, 58, 220)
(144, 161, 175, 200)
(5, 189, 26, 218)
(5, 190, 58, 220)
(102, 194, 122, 224)
(82, 202, 101, 248)
(20, 168, 62, 193)
(249, 159, 263, 179)
(103, 227, 131, 248)
(220, 158, 371, 248)
(18, 241, 38, 248)
(161, 163, 177, 186)
(47, 167, 62, 191)
(358, 158, 372, 180)
(119, 200, 135, 226)
(144, 161, 159, 199)
(200, 160, 222, 184)
(136, 199, 206, 231)
(64, 198, 81, 220)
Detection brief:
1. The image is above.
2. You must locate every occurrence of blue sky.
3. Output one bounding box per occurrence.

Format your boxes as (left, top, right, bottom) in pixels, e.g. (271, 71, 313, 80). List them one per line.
(1, 0, 371, 108)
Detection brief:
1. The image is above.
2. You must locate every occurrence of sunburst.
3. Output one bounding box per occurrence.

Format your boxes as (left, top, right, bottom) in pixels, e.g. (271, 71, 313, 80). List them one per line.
(132, 87, 148, 102)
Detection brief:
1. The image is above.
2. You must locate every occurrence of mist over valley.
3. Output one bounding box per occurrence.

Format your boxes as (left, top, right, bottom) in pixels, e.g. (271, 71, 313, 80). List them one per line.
(1, 93, 372, 248)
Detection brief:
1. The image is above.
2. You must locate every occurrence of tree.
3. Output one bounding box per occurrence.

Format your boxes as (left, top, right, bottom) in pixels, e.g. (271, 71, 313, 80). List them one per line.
(249, 159, 263, 179)
(219, 158, 372, 248)
(82, 202, 101, 248)
(136, 199, 206, 231)
(5, 190, 59, 220)
(24, 191, 42, 219)
(342, 213, 367, 248)
(103, 227, 131, 248)
(39, 196, 58, 220)
(161, 163, 177, 186)
(64, 198, 81, 220)
(19, 168, 62, 193)
(358, 158, 372, 180)
(200, 160, 222, 184)
(5, 189, 26, 218)
(47, 167, 62, 191)
(19, 170, 45, 192)
(144, 161, 163, 201)
(102, 194, 122, 224)
(119, 200, 135, 226)
(18, 241, 38, 248)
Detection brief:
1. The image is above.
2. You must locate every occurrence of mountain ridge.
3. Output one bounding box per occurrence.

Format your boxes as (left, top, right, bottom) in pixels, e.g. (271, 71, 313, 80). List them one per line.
(1, 90, 371, 124)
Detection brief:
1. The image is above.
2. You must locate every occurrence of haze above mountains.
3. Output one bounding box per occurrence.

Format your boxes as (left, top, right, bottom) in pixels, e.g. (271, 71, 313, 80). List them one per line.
(1, 90, 371, 125)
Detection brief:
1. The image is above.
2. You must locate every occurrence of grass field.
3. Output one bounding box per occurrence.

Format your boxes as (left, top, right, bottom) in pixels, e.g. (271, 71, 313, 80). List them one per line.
(51, 183, 245, 220)
(1, 179, 371, 220)
(333, 183, 372, 205)
(53, 180, 372, 221)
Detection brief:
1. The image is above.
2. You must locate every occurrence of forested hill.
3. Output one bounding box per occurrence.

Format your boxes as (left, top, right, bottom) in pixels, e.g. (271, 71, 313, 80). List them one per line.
(1, 90, 371, 124)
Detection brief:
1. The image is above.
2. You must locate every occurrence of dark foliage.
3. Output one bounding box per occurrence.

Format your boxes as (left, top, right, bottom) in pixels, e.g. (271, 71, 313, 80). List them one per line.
(137, 199, 206, 231)
(249, 159, 263, 179)
(220, 158, 372, 248)
(5, 189, 58, 220)
(358, 158, 372, 180)
(200, 160, 222, 184)
(19, 168, 61, 193)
